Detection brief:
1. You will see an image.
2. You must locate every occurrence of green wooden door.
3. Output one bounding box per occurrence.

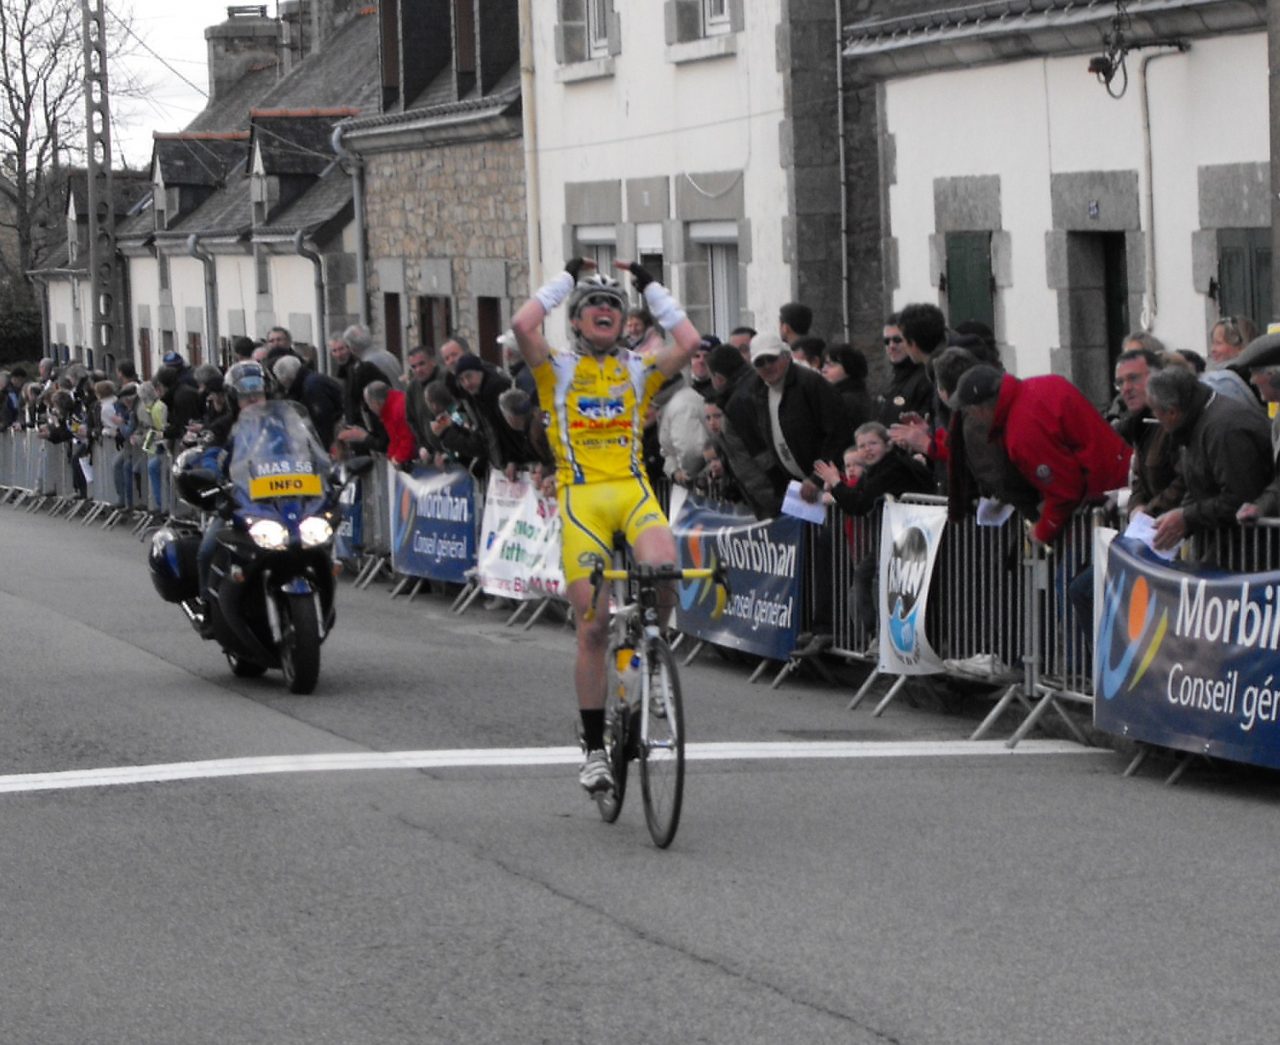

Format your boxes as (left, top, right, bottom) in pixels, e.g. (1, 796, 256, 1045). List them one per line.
(945, 231, 994, 332)
(1218, 228, 1272, 333)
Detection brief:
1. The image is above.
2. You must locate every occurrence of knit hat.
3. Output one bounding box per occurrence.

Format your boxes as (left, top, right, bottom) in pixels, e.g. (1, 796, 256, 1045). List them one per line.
(454, 354, 485, 377)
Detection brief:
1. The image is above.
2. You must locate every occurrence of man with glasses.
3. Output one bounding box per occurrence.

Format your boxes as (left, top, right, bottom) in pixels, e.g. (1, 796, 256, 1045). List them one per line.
(876, 312, 933, 426)
(1113, 347, 1183, 520)
(511, 257, 703, 796)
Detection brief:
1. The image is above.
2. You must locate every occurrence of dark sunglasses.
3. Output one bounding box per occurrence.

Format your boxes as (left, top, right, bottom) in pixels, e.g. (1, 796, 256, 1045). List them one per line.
(582, 293, 621, 310)
(753, 355, 779, 369)
(883, 335, 904, 345)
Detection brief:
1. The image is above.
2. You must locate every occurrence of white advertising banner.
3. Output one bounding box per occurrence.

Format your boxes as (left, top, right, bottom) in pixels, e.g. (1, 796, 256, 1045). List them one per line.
(878, 498, 948, 675)
(477, 470, 565, 600)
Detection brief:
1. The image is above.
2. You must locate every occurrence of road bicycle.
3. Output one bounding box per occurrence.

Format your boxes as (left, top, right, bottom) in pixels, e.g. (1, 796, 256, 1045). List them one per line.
(583, 556, 726, 848)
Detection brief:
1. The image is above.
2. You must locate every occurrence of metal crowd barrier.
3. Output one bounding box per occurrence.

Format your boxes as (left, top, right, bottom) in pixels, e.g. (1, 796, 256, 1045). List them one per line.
(13, 425, 1280, 756)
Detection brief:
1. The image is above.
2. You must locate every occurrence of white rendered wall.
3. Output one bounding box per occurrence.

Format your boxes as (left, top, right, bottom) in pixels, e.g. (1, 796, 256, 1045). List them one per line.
(268, 255, 318, 343)
(46, 280, 77, 350)
(128, 256, 160, 370)
(885, 32, 1268, 377)
(530, 1, 788, 327)
(215, 254, 256, 335)
(167, 255, 207, 349)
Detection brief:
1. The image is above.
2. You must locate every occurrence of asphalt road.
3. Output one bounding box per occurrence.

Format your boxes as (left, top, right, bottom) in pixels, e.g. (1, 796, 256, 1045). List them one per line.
(2, 506, 1279, 1045)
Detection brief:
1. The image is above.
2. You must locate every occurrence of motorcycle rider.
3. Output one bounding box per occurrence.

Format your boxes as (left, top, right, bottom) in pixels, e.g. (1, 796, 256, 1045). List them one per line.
(194, 361, 270, 634)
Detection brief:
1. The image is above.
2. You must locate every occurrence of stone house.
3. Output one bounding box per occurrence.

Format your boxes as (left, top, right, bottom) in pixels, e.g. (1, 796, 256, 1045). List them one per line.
(333, 0, 526, 365)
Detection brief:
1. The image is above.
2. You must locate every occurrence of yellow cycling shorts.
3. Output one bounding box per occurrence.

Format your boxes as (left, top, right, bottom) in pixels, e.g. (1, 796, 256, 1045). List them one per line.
(558, 477, 670, 585)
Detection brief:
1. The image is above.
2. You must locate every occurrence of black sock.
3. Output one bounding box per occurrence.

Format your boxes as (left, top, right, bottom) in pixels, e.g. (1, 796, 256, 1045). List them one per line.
(580, 709, 605, 750)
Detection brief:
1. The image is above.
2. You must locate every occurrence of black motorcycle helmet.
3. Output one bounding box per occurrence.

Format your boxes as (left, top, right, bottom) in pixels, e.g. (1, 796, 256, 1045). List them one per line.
(172, 445, 227, 510)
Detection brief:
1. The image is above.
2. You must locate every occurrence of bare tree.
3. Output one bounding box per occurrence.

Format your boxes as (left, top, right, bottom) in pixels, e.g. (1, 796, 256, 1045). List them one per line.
(0, 0, 140, 307)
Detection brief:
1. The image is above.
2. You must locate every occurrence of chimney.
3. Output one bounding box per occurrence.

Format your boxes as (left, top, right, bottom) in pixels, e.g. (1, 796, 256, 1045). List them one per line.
(205, 6, 280, 102)
(310, 0, 359, 54)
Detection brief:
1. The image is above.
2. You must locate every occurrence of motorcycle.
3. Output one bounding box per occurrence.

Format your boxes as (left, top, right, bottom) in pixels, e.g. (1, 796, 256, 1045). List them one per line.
(148, 399, 369, 694)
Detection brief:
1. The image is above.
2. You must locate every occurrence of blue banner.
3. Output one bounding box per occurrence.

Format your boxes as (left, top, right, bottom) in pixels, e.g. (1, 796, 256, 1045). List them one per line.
(334, 475, 363, 561)
(389, 464, 477, 583)
(672, 495, 803, 660)
(1095, 538, 1280, 770)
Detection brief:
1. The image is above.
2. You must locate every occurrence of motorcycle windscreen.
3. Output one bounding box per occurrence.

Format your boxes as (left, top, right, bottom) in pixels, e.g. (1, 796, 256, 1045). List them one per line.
(228, 400, 331, 507)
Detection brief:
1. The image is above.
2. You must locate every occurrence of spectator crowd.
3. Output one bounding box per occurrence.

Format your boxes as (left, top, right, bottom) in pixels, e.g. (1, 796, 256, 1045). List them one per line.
(5, 302, 1279, 608)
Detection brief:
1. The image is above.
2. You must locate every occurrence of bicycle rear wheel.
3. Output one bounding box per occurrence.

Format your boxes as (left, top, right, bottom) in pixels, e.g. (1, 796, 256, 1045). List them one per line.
(595, 698, 630, 823)
(639, 639, 684, 848)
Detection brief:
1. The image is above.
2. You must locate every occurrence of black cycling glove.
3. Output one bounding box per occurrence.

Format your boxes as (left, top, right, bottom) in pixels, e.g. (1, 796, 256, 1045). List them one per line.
(627, 262, 655, 294)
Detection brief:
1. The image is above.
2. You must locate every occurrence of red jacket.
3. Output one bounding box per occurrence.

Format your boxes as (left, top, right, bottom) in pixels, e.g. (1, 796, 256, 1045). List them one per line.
(378, 389, 416, 466)
(989, 373, 1132, 543)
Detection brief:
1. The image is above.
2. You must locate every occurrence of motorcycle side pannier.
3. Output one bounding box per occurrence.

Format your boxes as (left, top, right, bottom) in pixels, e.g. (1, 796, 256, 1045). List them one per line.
(148, 527, 202, 603)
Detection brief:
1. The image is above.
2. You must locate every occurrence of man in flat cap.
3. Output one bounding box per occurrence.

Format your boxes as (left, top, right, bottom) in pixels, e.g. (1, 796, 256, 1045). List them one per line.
(1234, 332, 1280, 522)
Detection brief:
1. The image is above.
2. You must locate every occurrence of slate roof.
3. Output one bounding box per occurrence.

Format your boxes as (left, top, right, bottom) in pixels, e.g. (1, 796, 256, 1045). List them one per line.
(250, 110, 357, 176)
(183, 62, 279, 135)
(153, 133, 249, 187)
(255, 161, 352, 239)
(153, 172, 252, 244)
(66, 169, 151, 221)
(253, 10, 380, 114)
(339, 66, 521, 140)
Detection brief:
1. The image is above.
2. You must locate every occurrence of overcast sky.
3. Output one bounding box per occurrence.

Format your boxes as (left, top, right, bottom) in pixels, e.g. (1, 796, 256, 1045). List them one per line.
(109, 0, 256, 169)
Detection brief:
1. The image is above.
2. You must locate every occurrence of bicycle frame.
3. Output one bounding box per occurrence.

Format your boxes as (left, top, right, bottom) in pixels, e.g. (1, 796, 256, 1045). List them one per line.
(584, 555, 725, 847)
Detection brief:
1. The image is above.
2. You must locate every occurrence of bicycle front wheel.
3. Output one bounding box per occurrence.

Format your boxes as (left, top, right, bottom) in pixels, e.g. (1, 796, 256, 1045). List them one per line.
(639, 639, 684, 848)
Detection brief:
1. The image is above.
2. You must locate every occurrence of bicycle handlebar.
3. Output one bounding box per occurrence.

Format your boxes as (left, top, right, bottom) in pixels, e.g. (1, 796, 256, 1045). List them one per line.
(582, 561, 730, 622)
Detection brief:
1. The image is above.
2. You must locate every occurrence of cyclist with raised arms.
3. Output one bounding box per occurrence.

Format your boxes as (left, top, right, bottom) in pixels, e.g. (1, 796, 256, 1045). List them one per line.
(512, 258, 703, 795)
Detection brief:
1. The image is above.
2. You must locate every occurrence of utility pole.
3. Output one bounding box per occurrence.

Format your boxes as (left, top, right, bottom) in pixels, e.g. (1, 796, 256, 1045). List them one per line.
(1271, 0, 1280, 330)
(81, 0, 119, 364)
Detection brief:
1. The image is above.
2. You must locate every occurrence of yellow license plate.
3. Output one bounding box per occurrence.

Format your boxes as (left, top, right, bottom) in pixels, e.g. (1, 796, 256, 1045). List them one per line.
(248, 473, 323, 500)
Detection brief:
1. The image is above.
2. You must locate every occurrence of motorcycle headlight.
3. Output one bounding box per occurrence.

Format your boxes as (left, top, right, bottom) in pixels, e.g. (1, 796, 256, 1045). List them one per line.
(298, 515, 334, 548)
(248, 518, 290, 550)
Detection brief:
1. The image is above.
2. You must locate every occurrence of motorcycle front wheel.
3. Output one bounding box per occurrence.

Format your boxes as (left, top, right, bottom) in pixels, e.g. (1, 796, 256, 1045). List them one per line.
(278, 593, 321, 694)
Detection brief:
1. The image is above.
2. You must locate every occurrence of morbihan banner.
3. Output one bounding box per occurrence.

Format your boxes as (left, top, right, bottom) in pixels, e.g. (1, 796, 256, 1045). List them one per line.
(1095, 536, 1280, 770)
(333, 472, 364, 561)
(878, 499, 947, 675)
(477, 470, 565, 600)
(388, 463, 476, 583)
(671, 495, 803, 661)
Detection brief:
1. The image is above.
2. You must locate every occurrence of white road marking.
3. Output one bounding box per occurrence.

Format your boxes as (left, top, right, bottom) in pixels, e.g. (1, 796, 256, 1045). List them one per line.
(0, 740, 1104, 796)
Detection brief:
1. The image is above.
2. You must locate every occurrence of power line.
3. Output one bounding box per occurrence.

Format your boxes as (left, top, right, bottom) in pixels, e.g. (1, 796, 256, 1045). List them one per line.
(105, 6, 208, 99)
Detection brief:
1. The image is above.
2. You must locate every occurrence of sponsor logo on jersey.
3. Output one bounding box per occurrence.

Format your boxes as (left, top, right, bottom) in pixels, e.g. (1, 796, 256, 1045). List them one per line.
(577, 397, 626, 421)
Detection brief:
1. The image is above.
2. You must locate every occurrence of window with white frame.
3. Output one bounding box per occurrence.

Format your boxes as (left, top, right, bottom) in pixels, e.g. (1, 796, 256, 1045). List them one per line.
(576, 225, 617, 290)
(587, 0, 611, 58)
(691, 221, 740, 339)
(557, 0, 618, 67)
(703, 0, 730, 35)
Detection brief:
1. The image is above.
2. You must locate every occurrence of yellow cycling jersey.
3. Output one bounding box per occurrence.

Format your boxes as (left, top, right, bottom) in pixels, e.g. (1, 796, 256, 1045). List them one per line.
(534, 347, 666, 487)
